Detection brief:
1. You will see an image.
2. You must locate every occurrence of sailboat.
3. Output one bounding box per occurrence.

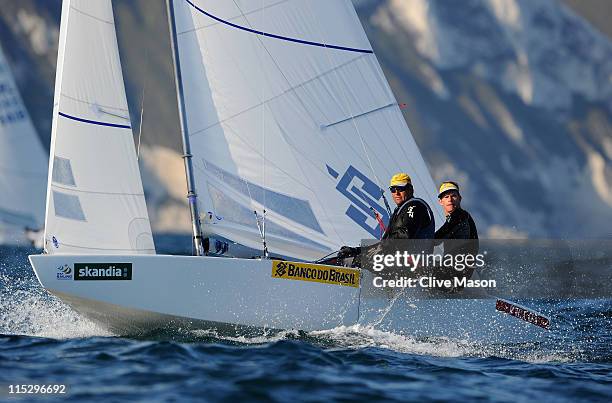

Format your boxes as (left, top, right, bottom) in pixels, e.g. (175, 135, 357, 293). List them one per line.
(29, 0, 550, 341)
(0, 43, 48, 247)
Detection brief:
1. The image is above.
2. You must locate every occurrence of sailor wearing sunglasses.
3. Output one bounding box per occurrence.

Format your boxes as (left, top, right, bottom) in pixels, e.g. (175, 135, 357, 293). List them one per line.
(338, 173, 435, 259)
(383, 173, 435, 241)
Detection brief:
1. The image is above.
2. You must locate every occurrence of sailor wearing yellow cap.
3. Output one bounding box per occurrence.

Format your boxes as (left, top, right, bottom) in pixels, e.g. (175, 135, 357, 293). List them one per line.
(433, 181, 479, 288)
(383, 173, 435, 240)
(434, 181, 478, 241)
(338, 172, 435, 259)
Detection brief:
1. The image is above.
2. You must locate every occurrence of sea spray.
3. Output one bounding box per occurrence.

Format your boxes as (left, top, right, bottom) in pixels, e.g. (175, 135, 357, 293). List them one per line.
(0, 250, 111, 339)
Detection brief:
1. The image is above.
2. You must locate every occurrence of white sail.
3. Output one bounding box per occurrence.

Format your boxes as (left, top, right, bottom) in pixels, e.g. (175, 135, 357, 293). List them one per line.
(173, 0, 442, 260)
(0, 43, 48, 242)
(44, 0, 154, 255)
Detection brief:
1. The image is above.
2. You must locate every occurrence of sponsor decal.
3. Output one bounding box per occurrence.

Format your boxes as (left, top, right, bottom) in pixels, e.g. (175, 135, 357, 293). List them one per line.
(52, 236, 59, 249)
(327, 164, 389, 238)
(272, 260, 360, 288)
(74, 263, 132, 281)
(496, 299, 550, 330)
(56, 264, 72, 280)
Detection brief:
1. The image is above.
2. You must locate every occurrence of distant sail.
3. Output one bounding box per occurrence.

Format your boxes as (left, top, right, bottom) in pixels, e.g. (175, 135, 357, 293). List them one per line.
(44, 0, 154, 254)
(0, 43, 47, 239)
(173, 0, 440, 260)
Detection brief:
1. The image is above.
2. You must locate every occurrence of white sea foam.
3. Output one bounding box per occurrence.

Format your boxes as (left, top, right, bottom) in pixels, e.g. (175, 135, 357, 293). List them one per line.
(189, 328, 301, 345)
(310, 324, 581, 364)
(311, 324, 471, 357)
(0, 253, 594, 364)
(0, 266, 112, 339)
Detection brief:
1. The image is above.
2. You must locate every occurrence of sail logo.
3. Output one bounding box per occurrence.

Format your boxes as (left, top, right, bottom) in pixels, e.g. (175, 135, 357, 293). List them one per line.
(74, 263, 132, 281)
(56, 264, 72, 280)
(327, 165, 389, 237)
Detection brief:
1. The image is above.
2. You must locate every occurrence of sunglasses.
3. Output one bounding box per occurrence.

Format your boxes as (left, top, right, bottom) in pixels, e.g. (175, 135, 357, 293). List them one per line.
(389, 186, 408, 194)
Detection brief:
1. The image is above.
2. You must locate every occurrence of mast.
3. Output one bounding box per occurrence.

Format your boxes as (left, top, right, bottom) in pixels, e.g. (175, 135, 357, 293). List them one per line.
(166, 0, 205, 256)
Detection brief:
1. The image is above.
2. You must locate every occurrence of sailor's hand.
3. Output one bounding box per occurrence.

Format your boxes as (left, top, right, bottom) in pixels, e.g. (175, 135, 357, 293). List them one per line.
(338, 246, 361, 259)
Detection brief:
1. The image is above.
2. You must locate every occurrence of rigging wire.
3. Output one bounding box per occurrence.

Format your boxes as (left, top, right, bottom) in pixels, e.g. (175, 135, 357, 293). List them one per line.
(136, 49, 149, 160)
(231, 0, 271, 257)
(254, 210, 269, 258)
(261, 0, 267, 257)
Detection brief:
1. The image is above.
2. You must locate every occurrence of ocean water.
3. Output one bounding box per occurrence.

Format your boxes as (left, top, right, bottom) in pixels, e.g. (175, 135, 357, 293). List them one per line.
(1, 244, 611, 402)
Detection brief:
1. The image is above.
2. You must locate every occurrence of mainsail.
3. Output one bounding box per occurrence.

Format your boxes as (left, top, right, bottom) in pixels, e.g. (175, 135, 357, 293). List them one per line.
(172, 0, 441, 260)
(0, 43, 47, 237)
(44, 0, 154, 254)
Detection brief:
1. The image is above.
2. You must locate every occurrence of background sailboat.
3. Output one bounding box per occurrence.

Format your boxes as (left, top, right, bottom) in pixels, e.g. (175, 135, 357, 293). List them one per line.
(0, 42, 47, 247)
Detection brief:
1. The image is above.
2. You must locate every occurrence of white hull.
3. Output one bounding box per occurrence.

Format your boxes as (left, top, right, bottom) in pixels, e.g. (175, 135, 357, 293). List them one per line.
(30, 254, 360, 333)
(29, 254, 550, 342)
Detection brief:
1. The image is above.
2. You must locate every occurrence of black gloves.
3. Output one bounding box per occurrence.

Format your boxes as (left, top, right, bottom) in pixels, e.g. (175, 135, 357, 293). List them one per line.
(337, 246, 361, 259)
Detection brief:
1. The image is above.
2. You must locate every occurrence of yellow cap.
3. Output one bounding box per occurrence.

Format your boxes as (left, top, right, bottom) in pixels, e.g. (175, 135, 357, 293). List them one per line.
(390, 173, 411, 187)
(438, 181, 459, 198)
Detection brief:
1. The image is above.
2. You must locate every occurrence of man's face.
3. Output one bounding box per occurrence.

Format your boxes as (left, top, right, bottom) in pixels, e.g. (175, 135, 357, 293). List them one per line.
(390, 186, 410, 206)
(438, 190, 461, 215)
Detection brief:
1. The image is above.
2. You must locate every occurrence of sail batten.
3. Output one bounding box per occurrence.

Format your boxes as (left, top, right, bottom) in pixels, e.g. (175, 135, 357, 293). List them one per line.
(49, 184, 145, 197)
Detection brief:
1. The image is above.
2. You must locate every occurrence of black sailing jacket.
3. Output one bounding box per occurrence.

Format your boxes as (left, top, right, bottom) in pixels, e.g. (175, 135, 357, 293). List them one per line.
(383, 197, 435, 240)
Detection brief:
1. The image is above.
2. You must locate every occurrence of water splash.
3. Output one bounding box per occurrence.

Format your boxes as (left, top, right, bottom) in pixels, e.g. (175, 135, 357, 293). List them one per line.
(189, 328, 301, 345)
(0, 247, 608, 365)
(309, 324, 586, 363)
(0, 249, 112, 339)
(311, 324, 471, 357)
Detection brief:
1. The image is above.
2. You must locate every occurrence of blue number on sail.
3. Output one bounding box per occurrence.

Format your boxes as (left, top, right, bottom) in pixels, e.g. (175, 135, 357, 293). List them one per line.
(327, 165, 388, 237)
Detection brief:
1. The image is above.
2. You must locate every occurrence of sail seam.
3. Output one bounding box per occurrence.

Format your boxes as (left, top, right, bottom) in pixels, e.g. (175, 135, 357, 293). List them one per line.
(178, 0, 289, 36)
(195, 104, 385, 213)
(60, 93, 129, 113)
(188, 54, 367, 138)
(70, 6, 114, 25)
(59, 111, 131, 129)
(185, 0, 373, 54)
(51, 183, 144, 197)
(50, 242, 155, 252)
